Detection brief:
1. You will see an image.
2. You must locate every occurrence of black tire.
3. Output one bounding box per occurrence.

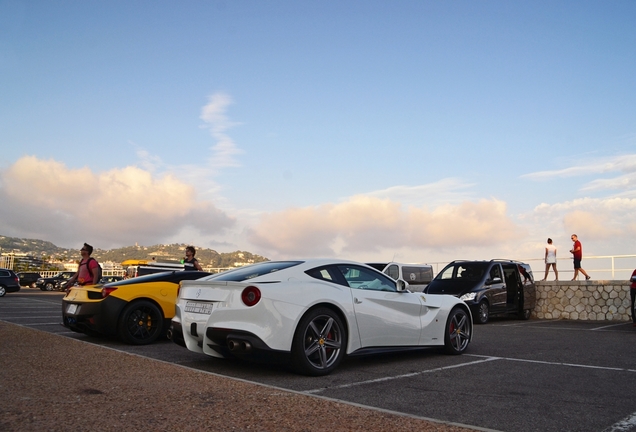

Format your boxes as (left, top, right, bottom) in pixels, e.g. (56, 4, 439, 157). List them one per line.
(476, 300, 489, 324)
(44, 282, 55, 291)
(291, 307, 347, 376)
(117, 300, 164, 345)
(444, 307, 472, 355)
(0, 286, 6, 297)
(519, 308, 532, 320)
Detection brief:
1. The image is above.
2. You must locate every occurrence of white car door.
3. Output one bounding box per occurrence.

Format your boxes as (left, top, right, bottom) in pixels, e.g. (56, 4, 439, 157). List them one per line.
(336, 265, 422, 347)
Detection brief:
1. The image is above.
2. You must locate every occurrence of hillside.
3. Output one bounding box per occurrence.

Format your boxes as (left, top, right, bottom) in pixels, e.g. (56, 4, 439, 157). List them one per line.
(0, 235, 269, 267)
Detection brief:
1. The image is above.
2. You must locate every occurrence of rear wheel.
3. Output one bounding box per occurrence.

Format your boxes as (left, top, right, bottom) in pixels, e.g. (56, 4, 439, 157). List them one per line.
(444, 307, 471, 354)
(476, 300, 489, 324)
(291, 307, 346, 376)
(117, 301, 164, 345)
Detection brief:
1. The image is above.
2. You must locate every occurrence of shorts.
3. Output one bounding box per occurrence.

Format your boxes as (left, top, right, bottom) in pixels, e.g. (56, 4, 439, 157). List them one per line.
(573, 258, 581, 269)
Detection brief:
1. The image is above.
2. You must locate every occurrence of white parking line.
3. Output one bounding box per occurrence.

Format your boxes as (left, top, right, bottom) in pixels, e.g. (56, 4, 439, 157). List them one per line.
(467, 354, 636, 373)
(304, 357, 499, 394)
(590, 322, 630, 331)
(306, 353, 636, 395)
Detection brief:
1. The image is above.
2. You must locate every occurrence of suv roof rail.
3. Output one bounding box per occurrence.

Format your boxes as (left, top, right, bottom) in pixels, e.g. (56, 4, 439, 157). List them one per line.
(490, 259, 525, 264)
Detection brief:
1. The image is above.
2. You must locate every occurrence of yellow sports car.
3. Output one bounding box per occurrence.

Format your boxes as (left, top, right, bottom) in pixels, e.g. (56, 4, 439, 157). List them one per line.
(62, 271, 210, 345)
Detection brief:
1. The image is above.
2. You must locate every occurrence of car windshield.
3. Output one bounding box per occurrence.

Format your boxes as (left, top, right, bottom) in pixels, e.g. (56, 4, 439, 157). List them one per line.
(435, 262, 489, 282)
(202, 261, 303, 282)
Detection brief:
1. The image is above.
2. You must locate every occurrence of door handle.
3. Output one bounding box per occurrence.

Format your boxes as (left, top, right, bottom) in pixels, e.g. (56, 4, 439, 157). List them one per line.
(354, 297, 362, 304)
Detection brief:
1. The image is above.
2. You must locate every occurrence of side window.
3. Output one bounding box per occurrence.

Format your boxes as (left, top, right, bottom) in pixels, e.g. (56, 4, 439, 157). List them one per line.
(439, 265, 456, 280)
(385, 265, 399, 280)
(0, 270, 8, 277)
(489, 264, 502, 281)
(305, 267, 334, 282)
(337, 265, 396, 292)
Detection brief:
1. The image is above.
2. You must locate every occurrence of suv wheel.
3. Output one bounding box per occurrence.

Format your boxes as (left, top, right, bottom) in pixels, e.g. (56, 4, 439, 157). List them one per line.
(476, 300, 489, 324)
(0, 286, 6, 297)
(44, 282, 55, 291)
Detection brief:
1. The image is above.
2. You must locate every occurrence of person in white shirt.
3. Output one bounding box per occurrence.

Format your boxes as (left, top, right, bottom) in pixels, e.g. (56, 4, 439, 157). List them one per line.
(541, 238, 558, 281)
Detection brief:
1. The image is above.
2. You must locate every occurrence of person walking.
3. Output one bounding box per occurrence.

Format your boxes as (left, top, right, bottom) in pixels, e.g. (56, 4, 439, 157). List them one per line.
(541, 238, 558, 281)
(569, 234, 590, 281)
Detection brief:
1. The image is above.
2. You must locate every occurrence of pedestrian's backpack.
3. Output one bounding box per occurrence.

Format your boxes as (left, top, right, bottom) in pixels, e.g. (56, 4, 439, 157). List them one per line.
(83, 257, 103, 283)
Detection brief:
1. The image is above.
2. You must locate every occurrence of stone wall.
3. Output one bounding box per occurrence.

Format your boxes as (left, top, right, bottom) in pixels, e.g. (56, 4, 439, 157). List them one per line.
(534, 280, 632, 321)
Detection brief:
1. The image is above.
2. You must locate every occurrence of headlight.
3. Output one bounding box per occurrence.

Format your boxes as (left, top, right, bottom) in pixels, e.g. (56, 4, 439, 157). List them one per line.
(460, 292, 477, 301)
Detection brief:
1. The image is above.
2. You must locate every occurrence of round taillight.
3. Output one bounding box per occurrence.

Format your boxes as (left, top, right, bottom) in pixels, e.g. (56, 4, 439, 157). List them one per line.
(241, 286, 261, 307)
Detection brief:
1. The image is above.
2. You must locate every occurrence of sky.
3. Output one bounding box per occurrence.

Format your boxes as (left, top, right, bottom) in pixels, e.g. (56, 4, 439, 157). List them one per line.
(1, 1, 635, 274)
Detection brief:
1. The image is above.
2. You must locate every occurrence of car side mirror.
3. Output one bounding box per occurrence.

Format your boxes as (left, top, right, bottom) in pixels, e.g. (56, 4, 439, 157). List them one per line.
(396, 279, 409, 292)
(631, 275, 636, 283)
(486, 277, 502, 285)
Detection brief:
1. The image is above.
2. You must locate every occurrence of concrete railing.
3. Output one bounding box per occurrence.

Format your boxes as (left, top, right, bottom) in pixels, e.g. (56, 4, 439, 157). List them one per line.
(534, 280, 633, 321)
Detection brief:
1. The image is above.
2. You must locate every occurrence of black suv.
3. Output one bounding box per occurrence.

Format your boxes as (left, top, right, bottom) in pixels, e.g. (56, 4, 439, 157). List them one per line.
(0, 268, 21, 297)
(425, 259, 536, 324)
(17, 272, 42, 288)
(36, 271, 75, 291)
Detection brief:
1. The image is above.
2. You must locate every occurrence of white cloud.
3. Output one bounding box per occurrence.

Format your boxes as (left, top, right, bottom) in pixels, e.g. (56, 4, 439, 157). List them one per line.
(521, 154, 636, 184)
(199, 92, 244, 169)
(0, 156, 235, 248)
(247, 195, 519, 259)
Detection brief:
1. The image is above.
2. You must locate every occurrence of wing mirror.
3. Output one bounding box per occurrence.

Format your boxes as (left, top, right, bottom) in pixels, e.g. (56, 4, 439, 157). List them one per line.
(396, 279, 409, 292)
(486, 277, 502, 285)
(631, 275, 636, 283)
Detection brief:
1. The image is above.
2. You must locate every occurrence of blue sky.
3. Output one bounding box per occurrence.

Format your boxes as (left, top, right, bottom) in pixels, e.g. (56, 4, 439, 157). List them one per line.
(1, 1, 635, 272)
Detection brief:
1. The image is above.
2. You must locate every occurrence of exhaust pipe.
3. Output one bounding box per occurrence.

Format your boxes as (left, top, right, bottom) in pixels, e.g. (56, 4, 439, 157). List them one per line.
(228, 339, 251, 351)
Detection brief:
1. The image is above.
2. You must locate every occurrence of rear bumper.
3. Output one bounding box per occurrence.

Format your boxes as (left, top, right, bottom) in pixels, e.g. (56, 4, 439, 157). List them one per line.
(205, 327, 290, 364)
(61, 297, 127, 336)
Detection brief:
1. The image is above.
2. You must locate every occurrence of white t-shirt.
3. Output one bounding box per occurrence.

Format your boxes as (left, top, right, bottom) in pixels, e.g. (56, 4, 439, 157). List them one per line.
(545, 244, 557, 264)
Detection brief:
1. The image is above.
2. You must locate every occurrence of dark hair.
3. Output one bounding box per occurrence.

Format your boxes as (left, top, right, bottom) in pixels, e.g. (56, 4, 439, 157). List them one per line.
(185, 246, 196, 256)
(547, 238, 552, 244)
(83, 243, 93, 255)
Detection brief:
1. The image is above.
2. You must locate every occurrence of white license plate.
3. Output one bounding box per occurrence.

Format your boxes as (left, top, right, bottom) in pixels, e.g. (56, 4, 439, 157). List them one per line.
(66, 304, 78, 314)
(184, 301, 212, 315)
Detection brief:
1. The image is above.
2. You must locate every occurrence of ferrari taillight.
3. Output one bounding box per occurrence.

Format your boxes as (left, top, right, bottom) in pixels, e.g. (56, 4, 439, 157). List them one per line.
(241, 286, 261, 307)
(102, 287, 118, 298)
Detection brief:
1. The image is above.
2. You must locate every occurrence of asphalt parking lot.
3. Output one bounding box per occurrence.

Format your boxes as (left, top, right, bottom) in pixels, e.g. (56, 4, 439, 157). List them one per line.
(2, 288, 636, 432)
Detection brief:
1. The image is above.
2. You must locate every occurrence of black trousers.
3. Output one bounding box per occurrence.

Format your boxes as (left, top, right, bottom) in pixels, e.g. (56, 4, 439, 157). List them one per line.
(631, 289, 636, 323)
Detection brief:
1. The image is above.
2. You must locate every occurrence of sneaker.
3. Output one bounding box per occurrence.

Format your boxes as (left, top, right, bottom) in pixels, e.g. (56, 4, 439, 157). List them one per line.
(585, 276, 591, 280)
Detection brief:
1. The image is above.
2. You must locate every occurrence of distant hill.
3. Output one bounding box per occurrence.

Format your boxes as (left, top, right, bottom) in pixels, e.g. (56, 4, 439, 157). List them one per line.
(0, 235, 269, 267)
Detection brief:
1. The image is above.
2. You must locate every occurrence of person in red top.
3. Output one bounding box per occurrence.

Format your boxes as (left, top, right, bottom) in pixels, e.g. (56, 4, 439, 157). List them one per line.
(64, 243, 100, 291)
(569, 234, 590, 281)
(630, 269, 636, 326)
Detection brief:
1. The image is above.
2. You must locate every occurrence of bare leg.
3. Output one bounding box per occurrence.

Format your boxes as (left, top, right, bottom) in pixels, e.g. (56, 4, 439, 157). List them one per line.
(553, 264, 558, 281)
(542, 264, 549, 281)
(580, 268, 590, 279)
(572, 269, 579, 281)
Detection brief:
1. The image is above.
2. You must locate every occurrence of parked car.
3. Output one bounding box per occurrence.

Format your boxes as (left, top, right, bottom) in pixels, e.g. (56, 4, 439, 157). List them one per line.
(0, 268, 21, 297)
(98, 275, 124, 284)
(62, 271, 211, 344)
(425, 259, 536, 324)
(36, 271, 75, 291)
(367, 262, 434, 291)
(171, 259, 473, 376)
(17, 272, 42, 288)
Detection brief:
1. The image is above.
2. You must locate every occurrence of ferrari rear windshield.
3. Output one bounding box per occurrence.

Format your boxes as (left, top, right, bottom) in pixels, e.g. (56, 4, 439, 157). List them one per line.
(203, 261, 303, 282)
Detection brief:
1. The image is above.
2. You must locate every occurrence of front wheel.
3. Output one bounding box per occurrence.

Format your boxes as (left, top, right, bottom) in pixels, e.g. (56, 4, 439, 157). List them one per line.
(519, 308, 532, 320)
(476, 300, 489, 324)
(44, 282, 55, 291)
(0, 286, 6, 297)
(117, 300, 164, 345)
(291, 307, 347, 376)
(444, 307, 472, 355)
